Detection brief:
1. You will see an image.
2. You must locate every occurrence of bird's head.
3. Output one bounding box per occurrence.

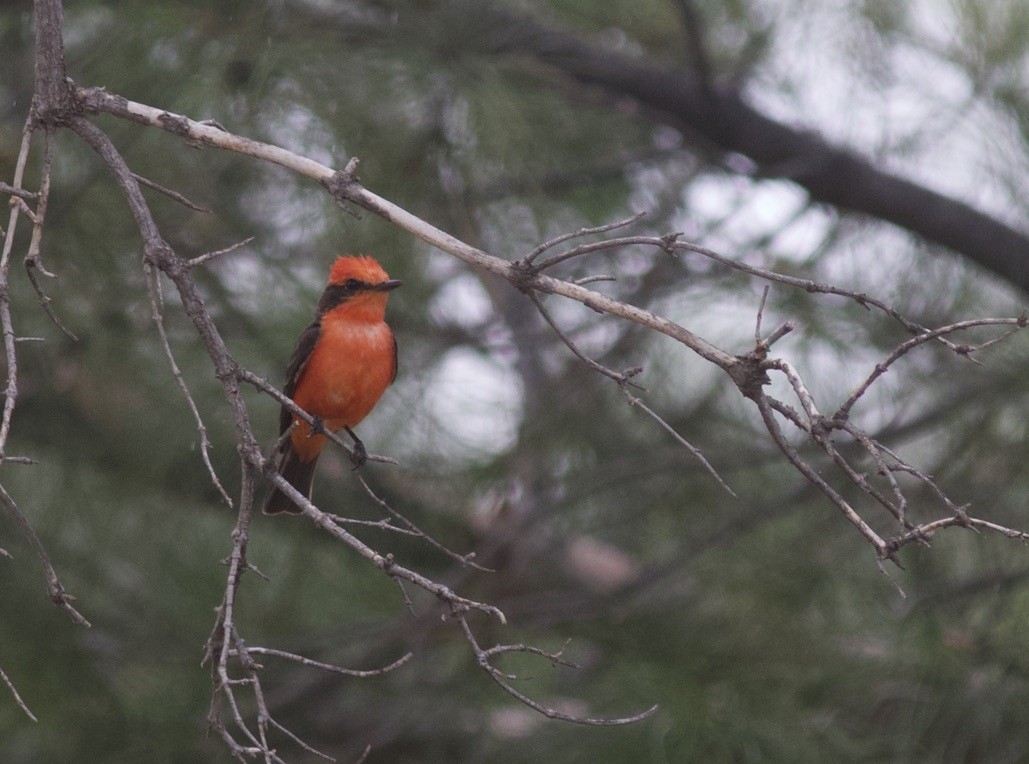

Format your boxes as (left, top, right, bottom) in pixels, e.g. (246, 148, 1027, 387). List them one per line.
(319, 255, 401, 320)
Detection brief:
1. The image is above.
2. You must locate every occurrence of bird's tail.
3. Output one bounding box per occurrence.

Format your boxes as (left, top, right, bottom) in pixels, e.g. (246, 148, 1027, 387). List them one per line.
(262, 443, 318, 515)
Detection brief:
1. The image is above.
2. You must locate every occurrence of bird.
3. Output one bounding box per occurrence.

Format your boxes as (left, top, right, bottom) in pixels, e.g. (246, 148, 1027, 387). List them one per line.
(262, 255, 401, 515)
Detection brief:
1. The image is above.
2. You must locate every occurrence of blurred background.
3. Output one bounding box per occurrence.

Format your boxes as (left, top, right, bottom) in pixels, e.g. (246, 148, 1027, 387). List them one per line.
(2, 0, 1028, 761)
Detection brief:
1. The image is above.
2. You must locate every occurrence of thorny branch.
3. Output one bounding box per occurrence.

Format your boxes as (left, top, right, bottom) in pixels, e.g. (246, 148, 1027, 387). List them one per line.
(80, 89, 1028, 563)
(45, 79, 649, 757)
(143, 263, 233, 508)
(10, 0, 1027, 752)
(457, 615, 659, 726)
(0, 112, 91, 719)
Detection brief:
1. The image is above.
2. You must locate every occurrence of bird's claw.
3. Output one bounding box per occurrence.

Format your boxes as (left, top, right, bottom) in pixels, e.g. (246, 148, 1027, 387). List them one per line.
(345, 426, 368, 468)
(349, 440, 368, 469)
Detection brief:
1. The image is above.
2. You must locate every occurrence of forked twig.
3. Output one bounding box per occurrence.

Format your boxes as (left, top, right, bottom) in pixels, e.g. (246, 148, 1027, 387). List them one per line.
(457, 616, 658, 726)
(524, 211, 646, 265)
(144, 263, 233, 507)
(269, 473, 507, 624)
(22, 130, 78, 341)
(527, 290, 735, 496)
(354, 473, 493, 572)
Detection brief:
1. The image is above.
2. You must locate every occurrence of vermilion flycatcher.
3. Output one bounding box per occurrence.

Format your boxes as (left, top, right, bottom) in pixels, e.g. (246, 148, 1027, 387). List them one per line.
(263, 255, 401, 515)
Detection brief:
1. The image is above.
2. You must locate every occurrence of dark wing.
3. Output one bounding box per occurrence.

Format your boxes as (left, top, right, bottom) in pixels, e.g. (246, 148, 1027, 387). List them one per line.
(278, 319, 322, 437)
(390, 331, 399, 384)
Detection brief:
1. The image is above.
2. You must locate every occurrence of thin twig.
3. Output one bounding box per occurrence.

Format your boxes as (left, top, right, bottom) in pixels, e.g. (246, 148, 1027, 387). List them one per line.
(888, 516, 1029, 552)
(239, 369, 397, 465)
(457, 616, 658, 726)
(573, 274, 616, 285)
(23, 128, 78, 341)
(524, 212, 646, 265)
(266, 717, 335, 762)
(625, 394, 737, 498)
(187, 236, 254, 269)
(670, 238, 987, 357)
(0, 481, 91, 626)
(0, 122, 33, 455)
(526, 290, 641, 387)
(144, 263, 233, 507)
(326, 515, 422, 537)
(755, 396, 890, 559)
(836, 317, 1027, 421)
(354, 472, 493, 571)
(1, 665, 37, 722)
(534, 235, 669, 272)
(237, 647, 413, 678)
(526, 291, 734, 495)
(0, 182, 39, 202)
(268, 473, 506, 623)
(754, 285, 770, 345)
(132, 171, 211, 213)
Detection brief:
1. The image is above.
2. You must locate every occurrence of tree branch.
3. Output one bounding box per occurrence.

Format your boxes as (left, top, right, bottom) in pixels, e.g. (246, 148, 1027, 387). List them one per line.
(471, 4, 1029, 292)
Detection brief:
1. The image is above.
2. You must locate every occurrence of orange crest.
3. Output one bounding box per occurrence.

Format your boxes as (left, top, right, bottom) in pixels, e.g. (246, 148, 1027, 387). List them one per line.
(328, 255, 390, 286)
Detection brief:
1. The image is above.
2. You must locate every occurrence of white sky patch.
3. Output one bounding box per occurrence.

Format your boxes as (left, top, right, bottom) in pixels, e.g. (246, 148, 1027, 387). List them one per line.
(428, 271, 493, 330)
(747, 0, 1029, 228)
(420, 348, 522, 460)
(241, 170, 329, 250)
(261, 100, 339, 169)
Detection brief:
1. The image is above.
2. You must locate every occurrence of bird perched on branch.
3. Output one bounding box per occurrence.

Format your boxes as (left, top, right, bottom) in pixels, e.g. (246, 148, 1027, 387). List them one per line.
(263, 255, 401, 515)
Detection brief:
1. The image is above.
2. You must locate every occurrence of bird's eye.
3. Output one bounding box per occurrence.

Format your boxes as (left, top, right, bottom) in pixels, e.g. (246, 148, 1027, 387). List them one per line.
(345, 279, 360, 290)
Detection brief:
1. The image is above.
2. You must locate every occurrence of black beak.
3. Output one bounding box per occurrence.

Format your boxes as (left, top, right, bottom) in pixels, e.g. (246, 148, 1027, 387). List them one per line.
(377, 279, 403, 291)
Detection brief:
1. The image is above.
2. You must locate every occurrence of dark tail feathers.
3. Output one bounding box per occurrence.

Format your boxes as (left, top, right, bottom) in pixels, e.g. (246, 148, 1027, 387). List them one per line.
(263, 444, 318, 515)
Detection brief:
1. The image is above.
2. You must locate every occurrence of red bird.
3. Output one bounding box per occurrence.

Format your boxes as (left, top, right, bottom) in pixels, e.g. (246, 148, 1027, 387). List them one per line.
(263, 255, 401, 515)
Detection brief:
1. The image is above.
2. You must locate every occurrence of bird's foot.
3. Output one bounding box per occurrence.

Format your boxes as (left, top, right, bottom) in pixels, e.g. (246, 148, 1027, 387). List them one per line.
(345, 427, 367, 468)
(307, 415, 327, 438)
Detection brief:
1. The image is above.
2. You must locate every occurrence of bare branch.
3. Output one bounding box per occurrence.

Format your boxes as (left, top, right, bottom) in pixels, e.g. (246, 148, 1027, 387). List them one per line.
(625, 394, 737, 498)
(524, 211, 646, 265)
(836, 317, 1027, 421)
(187, 237, 254, 269)
(888, 516, 1029, 553)
(754, 396, 890, 560)
(0, 481, 91, 626)
(457, 616, 658, 726)
(23, 128, 78, 341)
(144, 263, 233, 507)
(266, 716, 335, 762)
(1, 665, 37, 722)
(132, 171, 212, 213)
(79, 87, 1029, 565)
(354, 472, 493, 571)
(77, 88, 740, 373)
(572, 274, 616, 285)
(326, 515, 421, 537)
(237, 647, 413, 678)
(0, 122, 34, 455)
(238, 369, 397, 465)
(268, 473, 506, 624)
(754, 285, 770, 345)
(52, 74, 1026, 757)
(0, 182, 39, 202)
